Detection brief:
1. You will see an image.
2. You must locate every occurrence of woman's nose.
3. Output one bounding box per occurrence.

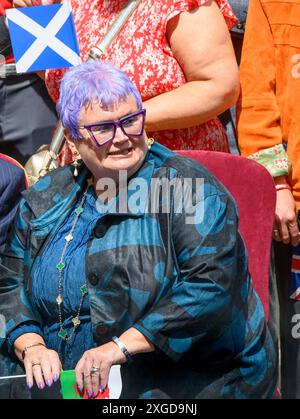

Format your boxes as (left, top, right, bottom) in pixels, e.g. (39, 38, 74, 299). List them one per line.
(113, 125, 129, 143)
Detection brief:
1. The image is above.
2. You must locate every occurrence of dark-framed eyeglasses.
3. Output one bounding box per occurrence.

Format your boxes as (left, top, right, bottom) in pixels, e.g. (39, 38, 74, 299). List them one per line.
(79, 109, 146, 147)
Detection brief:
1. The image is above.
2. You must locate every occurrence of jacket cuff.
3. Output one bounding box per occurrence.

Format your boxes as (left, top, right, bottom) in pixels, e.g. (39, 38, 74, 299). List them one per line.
(133, 323, 187, 362)
(247, 144, 291, 177)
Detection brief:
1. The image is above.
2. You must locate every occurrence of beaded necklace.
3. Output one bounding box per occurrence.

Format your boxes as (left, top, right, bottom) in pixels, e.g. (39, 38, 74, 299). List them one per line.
(56, 179, 93, 340)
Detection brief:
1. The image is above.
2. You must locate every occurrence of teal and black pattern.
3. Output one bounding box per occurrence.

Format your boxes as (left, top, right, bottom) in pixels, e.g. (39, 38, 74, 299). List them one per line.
(0, 142, 277, 398)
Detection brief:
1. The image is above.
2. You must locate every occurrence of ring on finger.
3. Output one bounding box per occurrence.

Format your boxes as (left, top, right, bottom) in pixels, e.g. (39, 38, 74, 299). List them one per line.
(90, 365, 101, 375)
(32, 362, 41, 367)
(273, 229, 279, 236)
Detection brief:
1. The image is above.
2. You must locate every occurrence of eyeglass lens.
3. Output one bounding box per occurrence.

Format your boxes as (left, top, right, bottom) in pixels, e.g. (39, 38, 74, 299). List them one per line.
(90, 112, 144, 145)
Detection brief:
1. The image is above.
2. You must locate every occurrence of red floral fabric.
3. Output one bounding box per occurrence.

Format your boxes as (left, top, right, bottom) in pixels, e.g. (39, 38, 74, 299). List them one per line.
(0, 0, 12, 16)
(46, 0, 237, 151)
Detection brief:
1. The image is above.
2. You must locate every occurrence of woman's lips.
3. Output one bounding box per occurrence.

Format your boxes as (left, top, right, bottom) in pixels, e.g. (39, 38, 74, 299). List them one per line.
(108, 147, 133, 156)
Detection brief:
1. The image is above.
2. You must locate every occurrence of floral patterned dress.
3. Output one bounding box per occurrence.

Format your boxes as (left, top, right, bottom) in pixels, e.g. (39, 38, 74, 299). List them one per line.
(46, 0, 237, 152)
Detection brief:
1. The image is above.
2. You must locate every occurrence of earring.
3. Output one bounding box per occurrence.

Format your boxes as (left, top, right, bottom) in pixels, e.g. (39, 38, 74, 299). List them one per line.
(145, 137, 154, 150)
(73, 152, 81, 177)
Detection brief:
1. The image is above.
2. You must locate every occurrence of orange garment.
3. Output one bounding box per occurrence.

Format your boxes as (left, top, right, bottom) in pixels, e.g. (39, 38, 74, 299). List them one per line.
(237, 0, 300, 208)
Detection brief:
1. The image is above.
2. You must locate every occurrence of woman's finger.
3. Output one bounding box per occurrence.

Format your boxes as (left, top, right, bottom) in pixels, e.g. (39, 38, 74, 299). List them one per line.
(279, 221, 290, 244)
(272, 225, 281, 242)
(13, 0, 32, 7)
(31, 362, 45, 390)
(23, 358, 34, 390)
(75, 357, 85, 393)
(90, 363, 101, 397)
(288, 221, 300, 247)
(99, 362, 110, 393)
(40, 357, 53, 387)
(49, 353, 62, 383)
(83, 357, 94, 397)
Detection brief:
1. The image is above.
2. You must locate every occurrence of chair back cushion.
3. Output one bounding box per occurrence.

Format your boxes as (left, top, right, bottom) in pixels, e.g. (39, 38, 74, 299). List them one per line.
(177, 150, 276, 319)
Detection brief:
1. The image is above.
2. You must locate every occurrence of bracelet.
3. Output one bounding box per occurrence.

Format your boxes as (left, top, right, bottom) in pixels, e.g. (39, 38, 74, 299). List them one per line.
(275, 184, 292, 192)
(111, 336, 133, 364)
(22, 342, 46, 360)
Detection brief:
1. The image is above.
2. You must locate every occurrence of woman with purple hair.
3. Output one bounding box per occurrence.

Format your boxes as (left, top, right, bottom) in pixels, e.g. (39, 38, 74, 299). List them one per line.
(0, 61, 276, 399)
(13, 0, 239, 155)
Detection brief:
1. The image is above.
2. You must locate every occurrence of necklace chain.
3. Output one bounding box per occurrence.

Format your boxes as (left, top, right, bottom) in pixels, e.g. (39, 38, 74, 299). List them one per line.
(56, 180, 92, 341)
(56, 139, 154, 340)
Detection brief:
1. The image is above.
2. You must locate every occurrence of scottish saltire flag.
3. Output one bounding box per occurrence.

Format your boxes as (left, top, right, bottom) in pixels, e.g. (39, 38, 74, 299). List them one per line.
(6, 2, 81, 73)
(290, 244, 300, 300)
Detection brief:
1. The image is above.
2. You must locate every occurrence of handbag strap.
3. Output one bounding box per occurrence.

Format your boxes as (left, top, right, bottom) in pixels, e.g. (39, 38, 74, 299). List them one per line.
(89, 0, 142, 61)
(23, 0, 142, 184)
(46, 0, 141, 157)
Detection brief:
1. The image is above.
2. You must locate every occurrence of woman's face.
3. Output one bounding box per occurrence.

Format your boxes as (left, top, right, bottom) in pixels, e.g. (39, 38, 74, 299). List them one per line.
(70, 95, 148, 183)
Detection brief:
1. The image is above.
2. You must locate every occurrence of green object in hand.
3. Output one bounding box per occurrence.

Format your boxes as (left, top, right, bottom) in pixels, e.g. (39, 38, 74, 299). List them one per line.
(60, 370, 83, 399)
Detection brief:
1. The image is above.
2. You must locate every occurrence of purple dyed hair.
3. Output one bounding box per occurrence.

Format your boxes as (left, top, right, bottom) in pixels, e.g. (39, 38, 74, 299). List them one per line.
(56, 61, 142, 141)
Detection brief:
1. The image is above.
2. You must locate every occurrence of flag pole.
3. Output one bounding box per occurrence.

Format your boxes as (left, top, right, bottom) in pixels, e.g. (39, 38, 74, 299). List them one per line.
(0, 374, 26, 380)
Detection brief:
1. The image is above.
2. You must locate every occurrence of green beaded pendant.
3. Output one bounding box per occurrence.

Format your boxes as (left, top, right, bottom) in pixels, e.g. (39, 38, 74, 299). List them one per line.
(58, 328, 68, 340)
(56, 262, 65, 271)
(75, 207, 84, 216)
(80, 284, 87, 295)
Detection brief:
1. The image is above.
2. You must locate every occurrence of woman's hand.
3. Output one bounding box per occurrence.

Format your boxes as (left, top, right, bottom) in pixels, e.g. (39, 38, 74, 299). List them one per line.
(273, 188, 300, 246)
(75, 341, 126, 398)
(23, 346, 62, 390)
(13, 0, 60, 7)
(24, 346, 62, 390)
(14, 333, 61, 390)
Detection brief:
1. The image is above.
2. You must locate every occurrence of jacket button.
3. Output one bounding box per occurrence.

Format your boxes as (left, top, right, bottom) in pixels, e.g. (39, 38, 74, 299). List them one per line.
(96, 323, 107, 336)
(88, 273, 99, 286)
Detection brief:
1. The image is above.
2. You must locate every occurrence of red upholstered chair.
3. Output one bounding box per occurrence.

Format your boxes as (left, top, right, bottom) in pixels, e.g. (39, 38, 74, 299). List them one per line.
(177, 150, 276, 320)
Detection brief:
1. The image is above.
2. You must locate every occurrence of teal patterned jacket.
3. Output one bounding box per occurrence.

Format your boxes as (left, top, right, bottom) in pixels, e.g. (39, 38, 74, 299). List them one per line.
(0, 142, 277, 398)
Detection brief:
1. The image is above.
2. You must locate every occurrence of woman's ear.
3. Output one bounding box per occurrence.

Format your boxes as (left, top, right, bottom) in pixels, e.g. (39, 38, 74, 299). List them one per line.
(63, 128, 74, 144)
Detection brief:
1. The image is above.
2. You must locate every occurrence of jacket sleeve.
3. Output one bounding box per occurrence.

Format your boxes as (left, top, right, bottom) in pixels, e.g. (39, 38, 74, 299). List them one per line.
(134, 179, 249, 361)
(0, 160, 27, 246)
(0, 198, 42, 347)
(236, 0, 289, 174)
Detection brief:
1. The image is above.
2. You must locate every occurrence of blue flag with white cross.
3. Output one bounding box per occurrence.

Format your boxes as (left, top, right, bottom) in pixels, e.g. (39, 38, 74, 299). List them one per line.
(6, 2, 81, 73)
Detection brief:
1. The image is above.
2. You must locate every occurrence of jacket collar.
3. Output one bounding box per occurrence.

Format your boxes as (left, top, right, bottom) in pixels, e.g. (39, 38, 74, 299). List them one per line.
(22, 145, 165, 226)
(22, 164, 90, 228)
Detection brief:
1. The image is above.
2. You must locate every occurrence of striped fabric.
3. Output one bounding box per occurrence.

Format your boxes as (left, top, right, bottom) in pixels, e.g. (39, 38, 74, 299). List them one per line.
(0, 153, 28, 188)
(0, 153, 27, 245)
(290, 244, 300, 300)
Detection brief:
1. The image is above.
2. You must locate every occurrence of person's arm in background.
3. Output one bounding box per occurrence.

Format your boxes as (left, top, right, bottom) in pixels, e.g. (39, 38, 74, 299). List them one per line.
(236, 0, 299, 246)
(0, 156, 27, 246)
(143, 0, 240, 131)
(0, 15, 12, 58)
